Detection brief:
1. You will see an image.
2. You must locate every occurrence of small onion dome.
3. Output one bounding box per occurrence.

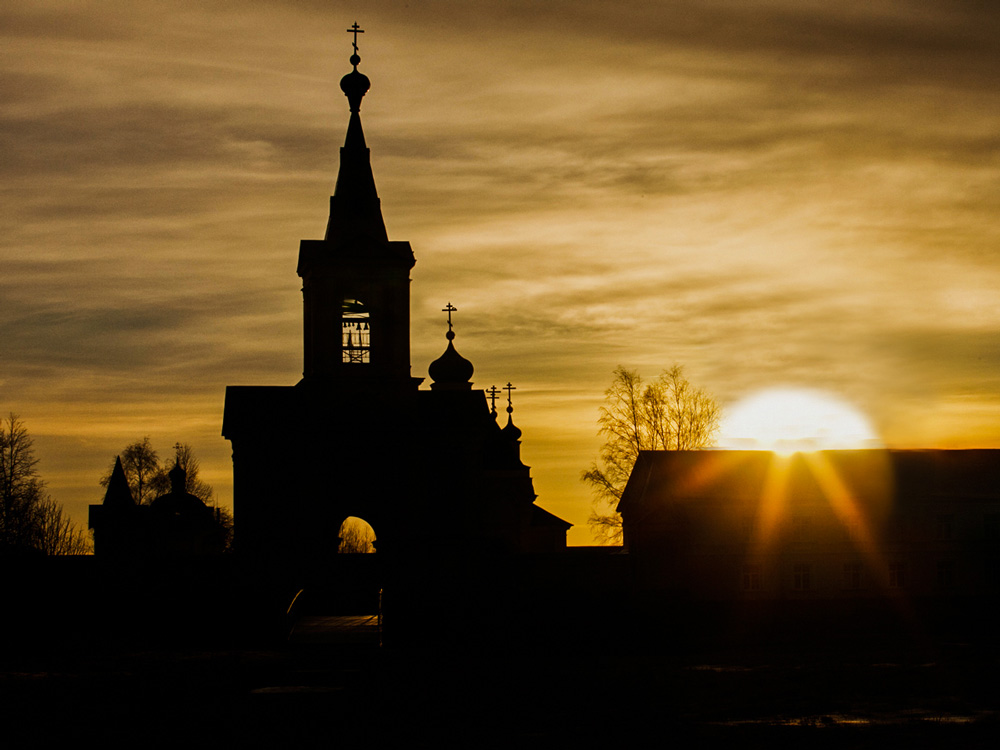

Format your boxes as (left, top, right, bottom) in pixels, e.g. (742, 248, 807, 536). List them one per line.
(150, 464, 209, 515)
(341, 68, 370, 113)
(501, 408, 522, 441)
(429, 330, 474, 390)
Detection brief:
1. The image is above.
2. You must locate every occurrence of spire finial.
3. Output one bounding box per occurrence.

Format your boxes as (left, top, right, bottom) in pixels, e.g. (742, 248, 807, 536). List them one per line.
(340, 23, 370, 113)
(346, 22, 365, 68)
(504, 382, 517, 414)
(442, 302, 458, 341)
(487, 385, 501, 415)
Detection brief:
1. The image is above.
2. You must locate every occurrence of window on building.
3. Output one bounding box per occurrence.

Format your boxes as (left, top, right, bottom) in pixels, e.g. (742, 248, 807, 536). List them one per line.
(793, 563, 811, 591)
(342, 299, 370, 363)
(889, 562, 907, 588)
(742, 564, 762, 591)
(936, 560, 955, 589)
(843, 562, 861, 590)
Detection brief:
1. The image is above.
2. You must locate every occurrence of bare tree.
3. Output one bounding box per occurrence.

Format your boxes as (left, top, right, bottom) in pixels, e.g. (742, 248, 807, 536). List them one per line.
(583, 365, 721, 544)
(99, 438, 231, 551)
(34, 496, 92, 555)
(100, 436, 160, 505)
(1, 413, 91, 555)
(165, 442, 214, 503)
(1, 412, 43, 551)
(100, 439, 214, 504)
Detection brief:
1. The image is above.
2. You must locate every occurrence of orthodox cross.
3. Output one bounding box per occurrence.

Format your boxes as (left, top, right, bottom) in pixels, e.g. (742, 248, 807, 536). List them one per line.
(487, 385, 501, 413)
(504, 382, 516, 412)
(346, 22, 365, 54)
(442, 302, 457, 334)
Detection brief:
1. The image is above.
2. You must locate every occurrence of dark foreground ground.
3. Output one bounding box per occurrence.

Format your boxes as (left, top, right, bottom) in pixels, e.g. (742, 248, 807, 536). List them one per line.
(3, 558, 999, 746)
(4, 617, 1000, 747)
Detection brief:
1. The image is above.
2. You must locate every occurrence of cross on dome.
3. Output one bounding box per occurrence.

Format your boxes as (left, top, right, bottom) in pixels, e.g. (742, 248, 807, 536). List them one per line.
(487, 385, 501, 414)
(346, 22, 365, 68)
(442, 302, 458, 340)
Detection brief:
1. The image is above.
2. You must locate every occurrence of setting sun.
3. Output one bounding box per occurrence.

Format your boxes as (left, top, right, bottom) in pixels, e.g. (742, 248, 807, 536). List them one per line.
(719, 388, 881, 453)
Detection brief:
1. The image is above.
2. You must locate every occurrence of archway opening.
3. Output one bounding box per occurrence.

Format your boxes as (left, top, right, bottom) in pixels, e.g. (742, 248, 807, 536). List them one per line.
(337, 516, 376, 554)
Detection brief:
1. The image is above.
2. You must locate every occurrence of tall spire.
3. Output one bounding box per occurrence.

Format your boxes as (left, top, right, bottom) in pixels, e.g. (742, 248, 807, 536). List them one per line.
(325, 22, 388, 247)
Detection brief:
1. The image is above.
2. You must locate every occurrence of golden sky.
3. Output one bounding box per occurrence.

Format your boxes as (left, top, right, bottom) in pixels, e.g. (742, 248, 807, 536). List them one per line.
(3, 1, 999, 544)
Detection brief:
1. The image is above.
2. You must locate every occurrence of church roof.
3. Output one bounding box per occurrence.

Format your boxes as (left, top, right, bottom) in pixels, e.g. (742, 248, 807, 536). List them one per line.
(149, 462, 211, 516)
(102, 456, 135, 508)
(618, 449, 1000, 518)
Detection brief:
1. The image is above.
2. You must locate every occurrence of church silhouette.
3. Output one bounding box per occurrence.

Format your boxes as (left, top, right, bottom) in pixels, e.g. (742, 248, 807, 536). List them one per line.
(84, 30, 1000, 650)
(221, 35, 570, 637)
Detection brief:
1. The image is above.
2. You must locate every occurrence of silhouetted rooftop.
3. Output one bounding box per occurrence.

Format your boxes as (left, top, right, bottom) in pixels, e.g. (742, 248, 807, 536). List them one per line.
(618, 449, 1000, 516)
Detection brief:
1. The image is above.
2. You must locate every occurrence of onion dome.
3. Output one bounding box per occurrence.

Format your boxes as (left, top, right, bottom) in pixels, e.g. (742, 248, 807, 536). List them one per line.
(150, 462, 209, 515)
(500, 382, 522, 440)
(429, 302, 474, 390)
(429, 329, 474, 390)
(341, 66, 371, 113)
(501, 411, 522, 441)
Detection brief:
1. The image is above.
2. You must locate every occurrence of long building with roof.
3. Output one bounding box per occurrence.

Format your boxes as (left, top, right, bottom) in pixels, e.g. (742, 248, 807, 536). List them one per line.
(618, 449, 1000, 602)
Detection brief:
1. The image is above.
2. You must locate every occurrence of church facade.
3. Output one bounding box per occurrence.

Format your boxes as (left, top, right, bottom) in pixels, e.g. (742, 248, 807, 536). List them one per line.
(221, 42, 569, 581)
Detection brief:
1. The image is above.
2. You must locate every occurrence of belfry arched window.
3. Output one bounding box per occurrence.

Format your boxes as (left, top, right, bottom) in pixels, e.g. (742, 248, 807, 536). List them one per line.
(342, 299, 370, 363)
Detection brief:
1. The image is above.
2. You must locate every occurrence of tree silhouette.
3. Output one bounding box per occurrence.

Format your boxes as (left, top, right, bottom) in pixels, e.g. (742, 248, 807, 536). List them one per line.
(99, 436, 160, 505)
(1, 413, 90, 554)
(99, 438, 232, 551)
(583, 365, 721, 544)
(100, 439, 214, 504)
(34, 495, 92, 555)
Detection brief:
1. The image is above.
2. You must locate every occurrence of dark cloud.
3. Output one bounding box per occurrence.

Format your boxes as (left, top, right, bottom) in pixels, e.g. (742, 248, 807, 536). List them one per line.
(0, 101, 331, 177)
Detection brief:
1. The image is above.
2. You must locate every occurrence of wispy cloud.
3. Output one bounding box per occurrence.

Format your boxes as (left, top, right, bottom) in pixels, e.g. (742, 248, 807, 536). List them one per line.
(3, 1, 998, 542)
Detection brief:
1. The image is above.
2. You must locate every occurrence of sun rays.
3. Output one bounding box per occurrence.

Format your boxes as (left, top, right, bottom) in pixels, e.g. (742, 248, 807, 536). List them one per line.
(704, 389, 900, 594)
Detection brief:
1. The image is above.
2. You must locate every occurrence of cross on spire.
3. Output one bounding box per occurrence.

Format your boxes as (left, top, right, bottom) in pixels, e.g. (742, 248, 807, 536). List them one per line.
(487, 385, 501, 414)
(346, 22, 365, 53)
(504, 382, 516, 413)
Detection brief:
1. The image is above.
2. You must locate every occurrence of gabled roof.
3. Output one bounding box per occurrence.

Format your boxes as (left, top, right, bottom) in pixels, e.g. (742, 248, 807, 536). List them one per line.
(618, 449, 1000, 517)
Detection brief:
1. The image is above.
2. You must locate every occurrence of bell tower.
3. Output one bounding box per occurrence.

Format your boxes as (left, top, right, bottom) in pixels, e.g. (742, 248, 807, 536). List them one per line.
(297, 25, 416, 387)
